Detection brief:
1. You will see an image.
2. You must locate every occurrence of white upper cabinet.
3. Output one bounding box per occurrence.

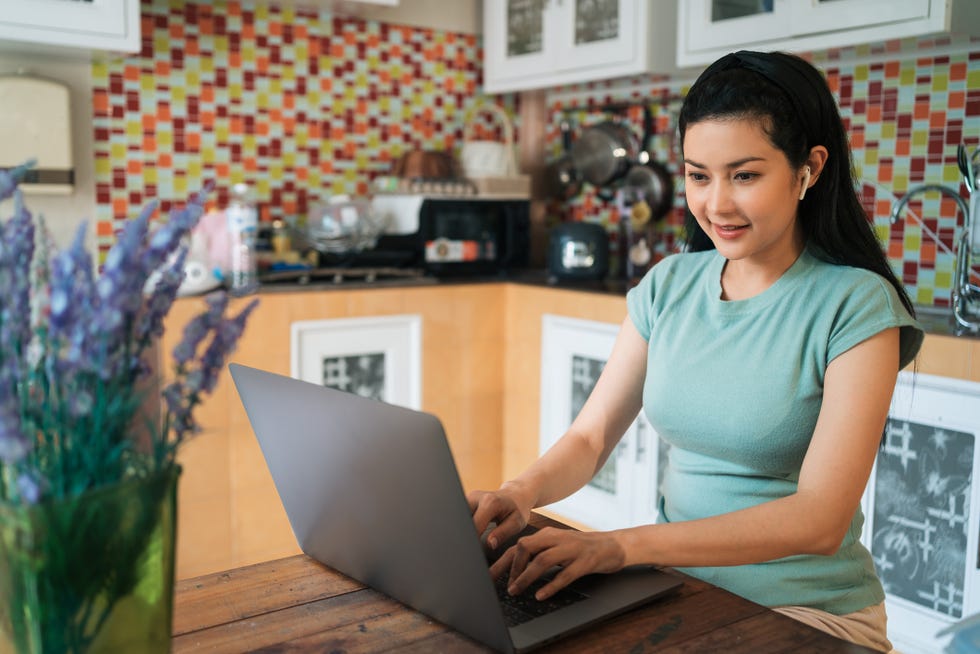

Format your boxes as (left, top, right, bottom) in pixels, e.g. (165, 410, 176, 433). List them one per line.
(483, 0, 679, 94)
(678, 0, 980, 68)
(0, 0, 140, 58)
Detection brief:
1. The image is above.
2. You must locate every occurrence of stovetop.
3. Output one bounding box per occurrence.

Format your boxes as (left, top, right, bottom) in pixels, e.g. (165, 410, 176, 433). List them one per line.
(259, 265, 427, 286)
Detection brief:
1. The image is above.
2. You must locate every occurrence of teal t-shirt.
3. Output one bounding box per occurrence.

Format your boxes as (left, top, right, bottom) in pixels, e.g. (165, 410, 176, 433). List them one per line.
(626, 248, 923, 615)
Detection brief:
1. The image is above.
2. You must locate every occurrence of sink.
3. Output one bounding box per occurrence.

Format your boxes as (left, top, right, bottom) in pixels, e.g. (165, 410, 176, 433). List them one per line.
(913, 305, 980, 337)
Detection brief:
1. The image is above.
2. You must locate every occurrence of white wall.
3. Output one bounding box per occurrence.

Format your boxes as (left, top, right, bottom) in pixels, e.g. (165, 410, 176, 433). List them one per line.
(0, 53, 96, 256)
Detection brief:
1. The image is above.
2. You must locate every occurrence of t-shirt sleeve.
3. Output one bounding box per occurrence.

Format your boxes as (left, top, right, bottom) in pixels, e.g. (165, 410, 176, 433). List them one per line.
(626, 266, 657, 341)
(827, 276, 924, 369)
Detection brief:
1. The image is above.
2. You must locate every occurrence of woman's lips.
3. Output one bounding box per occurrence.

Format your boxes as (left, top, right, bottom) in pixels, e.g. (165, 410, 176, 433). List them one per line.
(712, 223, 749, 239)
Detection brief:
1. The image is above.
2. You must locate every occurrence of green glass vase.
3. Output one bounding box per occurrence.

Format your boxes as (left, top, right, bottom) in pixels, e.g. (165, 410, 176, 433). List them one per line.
(0, 464, 181, 653)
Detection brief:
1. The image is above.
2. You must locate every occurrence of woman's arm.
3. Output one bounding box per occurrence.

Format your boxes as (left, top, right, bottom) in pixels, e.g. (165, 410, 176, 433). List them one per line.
(469, 316, 649, 548)
(501, 327, 901, 599)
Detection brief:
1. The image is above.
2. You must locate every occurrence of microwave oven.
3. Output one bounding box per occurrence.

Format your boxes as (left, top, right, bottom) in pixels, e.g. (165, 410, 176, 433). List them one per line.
(370, 194, 530, 276)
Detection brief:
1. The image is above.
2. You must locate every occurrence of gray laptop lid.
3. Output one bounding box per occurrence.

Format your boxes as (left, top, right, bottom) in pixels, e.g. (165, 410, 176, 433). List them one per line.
(230, 363, 680, 654)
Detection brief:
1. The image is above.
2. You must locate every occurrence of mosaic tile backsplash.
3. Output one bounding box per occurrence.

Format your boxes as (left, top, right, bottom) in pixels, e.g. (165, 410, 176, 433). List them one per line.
(91, 0, 979, 309)
(548, 42, 980, 308)
(91, 0, 513, 256)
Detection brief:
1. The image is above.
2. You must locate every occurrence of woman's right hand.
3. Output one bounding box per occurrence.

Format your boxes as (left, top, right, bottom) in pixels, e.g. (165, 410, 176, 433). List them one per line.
(467, 482, 534, 552)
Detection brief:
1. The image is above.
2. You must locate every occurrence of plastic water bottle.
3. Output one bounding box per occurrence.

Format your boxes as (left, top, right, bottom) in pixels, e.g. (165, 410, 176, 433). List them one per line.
(227, 182, 259, 295)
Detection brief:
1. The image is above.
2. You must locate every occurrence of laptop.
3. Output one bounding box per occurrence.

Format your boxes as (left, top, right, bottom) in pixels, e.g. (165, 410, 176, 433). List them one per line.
(229, 363, 682, 653)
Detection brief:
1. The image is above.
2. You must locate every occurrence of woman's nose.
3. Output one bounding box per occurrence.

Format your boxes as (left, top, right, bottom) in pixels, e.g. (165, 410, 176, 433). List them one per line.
(705, 181, 733, 215)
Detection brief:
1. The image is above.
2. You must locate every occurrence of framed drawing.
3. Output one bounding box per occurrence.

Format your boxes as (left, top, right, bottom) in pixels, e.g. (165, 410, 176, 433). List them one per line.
(290, 314, 422, 410)
(538, 314, 665, 530)
(862, 371, 980, 654)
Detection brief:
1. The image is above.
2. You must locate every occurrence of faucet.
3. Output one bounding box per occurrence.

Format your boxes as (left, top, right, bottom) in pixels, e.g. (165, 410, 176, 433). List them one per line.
(890, 184, 979, 331)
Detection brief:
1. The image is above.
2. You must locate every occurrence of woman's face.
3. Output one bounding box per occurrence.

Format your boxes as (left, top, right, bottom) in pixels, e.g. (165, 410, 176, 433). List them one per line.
(683, 117, 806, 269)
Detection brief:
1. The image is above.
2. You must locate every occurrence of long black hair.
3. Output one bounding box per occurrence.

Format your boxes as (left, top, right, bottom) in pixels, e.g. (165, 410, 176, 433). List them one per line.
(678, 50, 915, 317)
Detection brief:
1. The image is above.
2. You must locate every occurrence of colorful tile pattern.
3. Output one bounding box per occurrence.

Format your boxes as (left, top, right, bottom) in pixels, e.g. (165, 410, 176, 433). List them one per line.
(546, 37, 980, 308)
(90, 1, 978, 308)
(91, 0, 515, 261)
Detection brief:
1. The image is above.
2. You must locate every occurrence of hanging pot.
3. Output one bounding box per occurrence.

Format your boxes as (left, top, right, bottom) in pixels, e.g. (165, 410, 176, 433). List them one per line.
(544, 118, 583, 201)
(544, 153, 583, 201)
(570, 120, 641, 188)
(621, 159, 674, 223)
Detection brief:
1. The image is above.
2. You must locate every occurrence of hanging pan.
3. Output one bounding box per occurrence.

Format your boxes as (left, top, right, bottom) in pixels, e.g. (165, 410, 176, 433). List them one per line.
(620, 105, 674, 224)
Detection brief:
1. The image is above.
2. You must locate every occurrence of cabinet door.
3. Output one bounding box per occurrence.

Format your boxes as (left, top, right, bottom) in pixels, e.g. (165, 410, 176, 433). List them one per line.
(539, 315, 636, 530)
(484, 0, 555, 85)
(0, 0, 139, 53)
(861, 372, 980, 654)
(789, 0, 930, 35)
(683, 0, 790, 55)
(556, 0, 638, 72)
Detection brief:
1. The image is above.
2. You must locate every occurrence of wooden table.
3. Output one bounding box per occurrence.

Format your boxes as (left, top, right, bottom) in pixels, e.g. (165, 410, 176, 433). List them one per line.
(172, 515, 881, 653)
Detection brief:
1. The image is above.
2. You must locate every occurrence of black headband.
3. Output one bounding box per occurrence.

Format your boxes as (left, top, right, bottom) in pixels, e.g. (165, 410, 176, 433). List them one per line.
(697, 50, 827, 147)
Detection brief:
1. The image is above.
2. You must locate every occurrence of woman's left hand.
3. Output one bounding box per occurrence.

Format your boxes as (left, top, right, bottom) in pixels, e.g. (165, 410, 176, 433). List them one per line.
(491, 527, 627, 601)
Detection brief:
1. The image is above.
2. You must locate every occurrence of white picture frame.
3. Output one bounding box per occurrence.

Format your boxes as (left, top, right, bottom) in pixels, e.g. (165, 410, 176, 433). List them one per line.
(290, 314, 422, 410)
(539, 314, 664, 530)
(862, 371, 980, 654)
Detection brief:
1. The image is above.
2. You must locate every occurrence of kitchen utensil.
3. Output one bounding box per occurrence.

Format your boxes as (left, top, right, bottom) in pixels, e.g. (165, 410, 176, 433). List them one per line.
(544, 119, 583, 201)
(620, 160, 674, 223)
(958, 142, 975, 193)
(460, 103, 518, 179)
(570, 120, 640, 188)
(544, 154, 582, 201)
(547, 222, 609, 281)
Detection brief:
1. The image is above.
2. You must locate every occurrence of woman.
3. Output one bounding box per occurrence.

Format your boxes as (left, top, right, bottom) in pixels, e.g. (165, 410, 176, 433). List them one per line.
(468, 51, 923, 652)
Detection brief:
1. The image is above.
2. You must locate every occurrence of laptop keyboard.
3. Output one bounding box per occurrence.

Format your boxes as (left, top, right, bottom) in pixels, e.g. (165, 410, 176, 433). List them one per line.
(494, 575, 589, 627)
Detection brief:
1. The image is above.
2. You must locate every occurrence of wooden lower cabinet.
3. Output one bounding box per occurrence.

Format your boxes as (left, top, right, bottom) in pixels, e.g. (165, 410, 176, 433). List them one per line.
(166, 283, 980, 579)
(165, 284, 508, 579)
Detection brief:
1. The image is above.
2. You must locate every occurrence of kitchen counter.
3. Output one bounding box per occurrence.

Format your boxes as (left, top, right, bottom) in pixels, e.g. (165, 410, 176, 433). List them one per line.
(253, 267, 979, 340)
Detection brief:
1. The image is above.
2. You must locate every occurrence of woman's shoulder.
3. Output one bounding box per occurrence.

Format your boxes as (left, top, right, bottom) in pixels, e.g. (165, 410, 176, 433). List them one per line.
(802, 252, 896, 298)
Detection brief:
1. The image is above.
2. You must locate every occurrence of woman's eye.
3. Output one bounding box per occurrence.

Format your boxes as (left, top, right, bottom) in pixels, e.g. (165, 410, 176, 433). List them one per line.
(733, 171, 758, 182)
(687, 171, 708, 183)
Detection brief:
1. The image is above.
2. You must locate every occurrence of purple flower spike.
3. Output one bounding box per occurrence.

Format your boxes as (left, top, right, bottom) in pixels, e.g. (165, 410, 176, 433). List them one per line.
(0, 160, 36, 203)
(170, 292, 229, 368)
(0, 181, 259, 505)
(15, 472, 42, 504)
(133, 248, 189, 376)
(0, 194, 36, 358)
(0, 398, 29, 465)
(142, 197, 206, 278)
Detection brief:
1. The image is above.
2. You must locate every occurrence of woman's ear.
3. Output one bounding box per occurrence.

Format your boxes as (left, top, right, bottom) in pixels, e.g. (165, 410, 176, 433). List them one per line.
(800, 145, 829, 200)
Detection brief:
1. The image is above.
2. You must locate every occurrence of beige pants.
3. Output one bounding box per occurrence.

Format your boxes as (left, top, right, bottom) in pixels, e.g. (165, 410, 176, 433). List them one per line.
(773, 602, 893, 653)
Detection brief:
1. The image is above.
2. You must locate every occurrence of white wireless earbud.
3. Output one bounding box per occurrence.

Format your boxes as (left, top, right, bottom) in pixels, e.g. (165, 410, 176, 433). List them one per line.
(799, 166, 811, 201)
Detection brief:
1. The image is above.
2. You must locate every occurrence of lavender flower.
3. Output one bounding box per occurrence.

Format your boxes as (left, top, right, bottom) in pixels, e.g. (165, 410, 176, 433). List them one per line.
(171, 292, 229, 368)
(196, 298, 258, 395)
(133, 248, 188, 364)
(0, 397, 28, 464)
(0, 194, 35, 358)
(0, 160, 35, 202)
(163, 297, 258, 446)
(141, 188, 209, 278)
(15, 472, 41, 504)
(0, 168, 259, 505)
(46, 223, 97, 376)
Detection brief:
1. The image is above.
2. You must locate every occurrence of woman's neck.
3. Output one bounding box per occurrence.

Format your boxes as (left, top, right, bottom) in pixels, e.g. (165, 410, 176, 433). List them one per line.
(719, 243, 805, 301)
